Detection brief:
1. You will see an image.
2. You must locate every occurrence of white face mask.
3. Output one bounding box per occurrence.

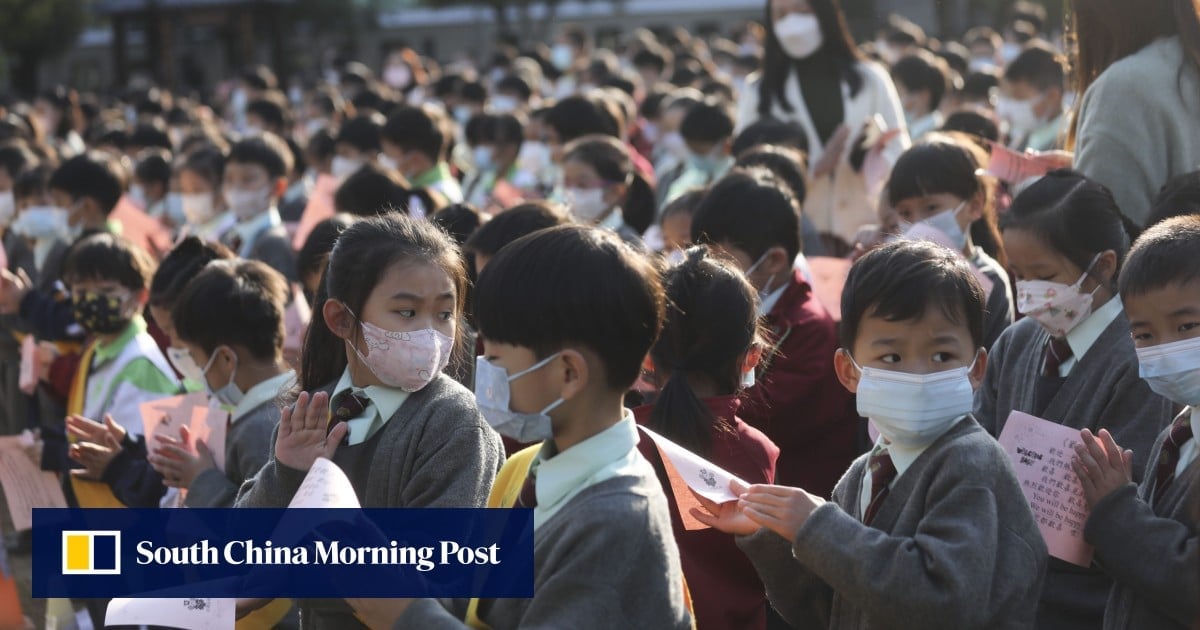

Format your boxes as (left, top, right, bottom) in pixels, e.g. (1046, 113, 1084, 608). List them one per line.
(223, 186, 273, 221)
(564, 187, 611, 223)
(11, 206, 69, 240)
(851, 352, 978, 449)
(744, 250, 779, 310)
(181, 193, 217, 225)
(997, 95, 1043, 135)
(1137, 336, 1200, 406)
(201, 347, 243, 408)
(473, 146, 495, 172)
(331, 155, 365, 181)
(0, 191, 14, 226)
(167, 347, 206, 385)
(491, 95, 518, 114)
(1015, 255, 1102, 338)
(774, 13, 824, 59)
(474, 354, 564, 442)
(551, 44, 574, 71)
(903, 201, 968, 251)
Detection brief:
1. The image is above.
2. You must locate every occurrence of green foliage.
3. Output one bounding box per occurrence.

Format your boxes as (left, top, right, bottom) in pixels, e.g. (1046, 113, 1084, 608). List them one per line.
(0, 0, 87, 61)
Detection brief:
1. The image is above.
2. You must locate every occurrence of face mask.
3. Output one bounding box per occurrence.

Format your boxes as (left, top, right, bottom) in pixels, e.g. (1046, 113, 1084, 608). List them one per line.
(997, 95, 1043, 134)
(129, 184, 147, 210)
(167, 347, 206, 385)
(564, 187, 610, 223)
(72, 290, 134, 335)
(11, 206, 68, 240)
(384, 64, 413, 89)
(774, 13, 824, 59)
(223, 186, 273, 221)
(969, 57, 996, 73)
(453, 106, 473, 125)
(904, 201, 968, 251)
(689, 149, 730, 175)
(1136, 336, 1200, 406)
(201, 347, 243, 407)
(473, 146, 495, 172)
(744, 250, 779, 306)
(1015, 255, 1102, 338)
(164, 192, 188, 225)
(659, 132, 689, 161)
(168, 127, 187, 149)
(230, 88, 248, 115)
(349, 317, 453, 393)
(491, 95, 518, 114)
(474, 354, 564, 442)
(551, 44, 574, 71)
(0, 191, 14, 226)
(181, 193, 217, 225)
(331, 155, 365, 181)
(851, 352, 978, 449)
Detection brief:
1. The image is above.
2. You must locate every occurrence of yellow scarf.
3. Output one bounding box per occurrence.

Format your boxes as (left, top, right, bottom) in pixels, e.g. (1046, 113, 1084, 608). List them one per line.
(65, 341, 126, 508)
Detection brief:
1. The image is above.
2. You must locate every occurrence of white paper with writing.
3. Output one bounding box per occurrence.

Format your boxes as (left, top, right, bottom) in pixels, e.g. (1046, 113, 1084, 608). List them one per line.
(105, 597, 234, 629)
(0, 436, 66, 531)
(639, 425, 747, 504)
(288, 457, 360, 509)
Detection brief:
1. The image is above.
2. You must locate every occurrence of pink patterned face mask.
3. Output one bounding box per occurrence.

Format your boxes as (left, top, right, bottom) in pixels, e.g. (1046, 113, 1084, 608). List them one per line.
(1015, 254, 1102, 338)
(349, 318, 454, 392)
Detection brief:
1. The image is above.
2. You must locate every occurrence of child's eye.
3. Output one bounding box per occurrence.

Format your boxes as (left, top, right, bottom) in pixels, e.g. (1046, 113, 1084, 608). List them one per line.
(880, 354, 900, 364)
(438, 311, 454, 321)
(394, 309, 416, 318)
(1131, 332, 1153, 342)
(932, 352, 954, 363)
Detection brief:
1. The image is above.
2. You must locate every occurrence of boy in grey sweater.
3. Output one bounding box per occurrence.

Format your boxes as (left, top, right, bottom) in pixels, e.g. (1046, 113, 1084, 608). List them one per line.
(698, 241, 1047, 629)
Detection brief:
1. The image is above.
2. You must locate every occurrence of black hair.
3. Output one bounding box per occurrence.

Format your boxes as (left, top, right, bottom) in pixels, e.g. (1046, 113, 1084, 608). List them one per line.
(48, 152, 125, 215)
(474, 225, 665, 390)
(634, 46, 672, 74)
(679, 101, 735, 145)
(650, 246, 763, 456)
(382, 106, 446, 162)
(1011, 0, 1047, 33)
(1003, 170, 1137, 284)
(246, 96, 290, 133)
(841, 240, 986, 352)
(464, 201, 571, 257)
(891, 51, 951, 111)
(496, 75, 533, 101)
(490, 114, 524, 148)
(691, 168, 802, 261)
(545, 96, 619, 144)
(127, 123, 172, 152)
(0, 143, 36, 180)
(297, 214, 358, 285)
(961, 70, 1001, 102)
(302, 212, 469, 389)
(1004, 43, 1066, 91)
(227, 132, 293, 180)
(180, 145, 226, 187)
(242, 64, 278, 91)
(563, 134, 656, 234)
(1119, 215, 1200, 299)
(937, 42, 971, 77)
(941, 111, 1000, 144)
(336, 114, 385, 154)
(334, 162, 442, 217)
(759, 0, 864, 120)
(601, 74, 638, 98)
(1147, 170, 1200, 227)
(661, 188, 706, 222)
(430, 203, 483, 247)
(149, 236, 235, 309)
(464, 114, 494, 147)
(173, 259, 290, 361)
(63, 232, 157, 291)
(732, 118, 810, 157)
(460, 81, 488, 104)
(734, 145, 808, 206)
(305, 129, 337, 163)
(13, 164, 51, 200)
(884, 14, 926, 47)
(134, 149, 172, 188)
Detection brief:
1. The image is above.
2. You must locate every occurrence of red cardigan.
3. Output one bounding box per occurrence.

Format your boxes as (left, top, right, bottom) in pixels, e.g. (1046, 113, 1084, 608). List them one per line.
(740, 269, 860, 497)
(635, 396, 779, 630)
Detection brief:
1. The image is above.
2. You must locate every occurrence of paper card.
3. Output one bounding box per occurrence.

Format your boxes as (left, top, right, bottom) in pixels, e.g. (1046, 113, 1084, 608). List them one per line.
(986, 144, 1060, 185)
(639, 426, 747, 506)
(283, 283, 312, 356)
(291, 174, 337, 250)
(139, 392, 209, 444)
(288, 457, 360, 509)
(806, 256, 852, 322)
(18, 335, 36, 395)
(187, 404, 228, 473)
(105, 597, 235, 630)
(490, 179, 526, 211)
(0, 445, 67, 531)
(112, 196, 173, 258)
(998, 411, 1094, 567)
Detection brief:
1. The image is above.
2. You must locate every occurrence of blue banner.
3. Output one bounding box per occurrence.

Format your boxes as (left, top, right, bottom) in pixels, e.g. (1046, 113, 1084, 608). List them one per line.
(34, 508, 534, 599)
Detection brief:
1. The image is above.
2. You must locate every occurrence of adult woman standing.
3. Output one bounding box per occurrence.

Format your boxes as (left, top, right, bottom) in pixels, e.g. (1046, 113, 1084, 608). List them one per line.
(1071, 0, 1200, 227)
(736, 0, 909, 252)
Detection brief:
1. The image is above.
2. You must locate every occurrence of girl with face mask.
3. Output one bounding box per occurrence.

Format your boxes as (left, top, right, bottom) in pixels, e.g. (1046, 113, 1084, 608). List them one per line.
(560, 135, 656, 248)
(976, 170, 1175, 630)
(235, 213, 503, 630)
(176, 147, 233, 243)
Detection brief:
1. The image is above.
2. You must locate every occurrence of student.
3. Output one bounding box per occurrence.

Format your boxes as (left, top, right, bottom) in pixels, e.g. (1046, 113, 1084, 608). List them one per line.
(1146, 170, 1200, 228)
(655, 189, 705, 263)
(890, 50, 951, 140)
(381, 105, 464, 203)
(635, 246, 779, 630)
(975, 170, 1174, 630)
(331, 114, 384, 181)
(220, 133, 298, 283)
(691, 169, 857, 496)
(697, 239, 1047, 628)
(887, 133, 1013, 349)
(560, 135, 654, 246)
(998, 43, 1068, 152)
(659, 100, 736, 206)
(347, 225, 692, 629)
(1073, 215, 1200, 630)
(462, 114, 524, 211)
(333, 162, 446, 219)
(236, 213, 503, 628)
(735, 144, 827, 258)
(176, 145, 232, 242)
(131, 149, 175, 226)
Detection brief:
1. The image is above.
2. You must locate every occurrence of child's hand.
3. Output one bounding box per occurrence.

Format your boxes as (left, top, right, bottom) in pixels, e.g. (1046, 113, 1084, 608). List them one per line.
(689, 479, 761, 536)
(738, 484, 827, 544)
(275, 391, 346, 472)
(150, 425, 216, 489)
(66, 414, 127, 446)
(0, 267, 31, 315)
(1072, 428, 1134, 508)
(346, 597, 413, 627)
(68, 428, 122, 480)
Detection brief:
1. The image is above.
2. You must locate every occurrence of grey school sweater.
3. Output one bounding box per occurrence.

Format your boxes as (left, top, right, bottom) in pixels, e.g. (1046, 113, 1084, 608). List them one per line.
(1085, 408, 1199, 630)
(395, 460, 693, 629)
(184, 398, 277, 507)
(736, 417, 1047, 630)
(975, 315, 1174, 630)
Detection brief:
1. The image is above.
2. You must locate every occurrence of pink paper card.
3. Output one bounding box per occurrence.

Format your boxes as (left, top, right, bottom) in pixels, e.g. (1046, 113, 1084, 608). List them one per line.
(806, 256, 852, 321)
(291, 174, 337, 250)
(987, 144, 1057, 184)
(998, 411, 1094, 567)
(139, 392, 209, 447)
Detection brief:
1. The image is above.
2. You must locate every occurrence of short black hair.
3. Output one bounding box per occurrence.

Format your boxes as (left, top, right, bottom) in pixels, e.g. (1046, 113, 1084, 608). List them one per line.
(0, 143, 36, 180)
(173, 259, 290, 361)
(691, 168, 802, 261)
(941, 110, 1000, 144)
(334, 162, 414, 216)
(149, 236, 235, 309)
(679, 100, 735, 145)
(633, 47, 671, 74)
(180, 145, 226, 187)
(961, 70, 1000, 102)
(297, 214, 357, 282)
(465, 201, 571, 257)
(227, 132, 293, 180)
(496, 75, 533, 101)
(64, 232, 156, 291)
(884, 14, 926, 48)
(735, 145, 808, 205)
(336, 114, 385, 154)
(545, 96, 619, 143)
(460, 81, 488, 104)
(127, 122, 172, 151)
(382, 106, 446, 162)
(732, 118, 809, 157)
(246, 95, 289, 132)
(1119, 215, 1200, 300)
(840, 240, 986, 352)
(134, 149, 172, 188)
(49, 152, 125, 215)
(1004, 43, 1065, 91)
(1148, 170, 1200, 227)
(431, 203, 483, 247)
(891, 51, 950, 111)
(474, 225, 664, 390)
(14, 164, 51, 200)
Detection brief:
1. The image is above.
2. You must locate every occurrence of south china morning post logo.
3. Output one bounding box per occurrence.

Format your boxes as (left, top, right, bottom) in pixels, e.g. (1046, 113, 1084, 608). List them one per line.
(61, 530, 121, 575)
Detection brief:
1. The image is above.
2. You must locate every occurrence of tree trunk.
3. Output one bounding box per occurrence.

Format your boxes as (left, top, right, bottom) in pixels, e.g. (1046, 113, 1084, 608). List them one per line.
(10, 51, 40, 96)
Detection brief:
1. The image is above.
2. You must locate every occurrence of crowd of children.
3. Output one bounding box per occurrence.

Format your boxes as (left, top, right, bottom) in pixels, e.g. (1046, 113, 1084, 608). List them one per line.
(0, 0, 1198, 628)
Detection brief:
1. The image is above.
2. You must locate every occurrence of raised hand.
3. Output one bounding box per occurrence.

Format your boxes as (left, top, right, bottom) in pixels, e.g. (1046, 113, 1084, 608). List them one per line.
(275, 391, 347, 471)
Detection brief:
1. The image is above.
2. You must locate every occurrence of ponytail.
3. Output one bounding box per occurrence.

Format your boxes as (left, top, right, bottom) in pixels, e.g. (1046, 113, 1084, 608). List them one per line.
(562, 134, 657, 233)
(651, 368, 721, 456)
(622, 172, 656, 234)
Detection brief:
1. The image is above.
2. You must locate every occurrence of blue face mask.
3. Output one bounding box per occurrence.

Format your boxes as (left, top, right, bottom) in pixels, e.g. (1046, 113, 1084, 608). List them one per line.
(474, 354, 563, 443)
(689, 149, 730, 175)
(202, 346, 244, 408)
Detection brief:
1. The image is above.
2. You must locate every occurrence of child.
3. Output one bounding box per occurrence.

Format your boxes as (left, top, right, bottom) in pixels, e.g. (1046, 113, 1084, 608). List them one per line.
(462, 114, 524, 211)
(176, 145, 232, 242)
(890, 50, 951, 140)
(333, 162, 445, 219)
(381, 105, 464, 203)
(976, 170, 1174, 630)
(887, 133, 1013, 348)
(698, 240, 1047, 628)
(131, 149, 172, 225)
(235, 213, 503, 629)
(656, 189, 705, 264)
(691, 169, 857, 496)
(659, 100, 736, 206)
(560, 135, 655, 246)
(221, 133, 298, 283)
(463, 201, 571, 276)
(998, 43, 1067, 152)
(1146, 170, 1200, 228)
(1073, 215, 1200, 630)
(635, 246, 779, 630)
(347, 225, 691, 629)
(0, 143, 37, 436)
(331, 114, 384, 181)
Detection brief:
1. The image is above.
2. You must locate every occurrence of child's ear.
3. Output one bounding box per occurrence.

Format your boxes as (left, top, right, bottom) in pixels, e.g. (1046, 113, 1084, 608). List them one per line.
(559, 348, 591, 401)
(1095, 249, 1119, 286)
(767, 245, 791, 275)
(322, 300, 355, 341)
(968, 348, 988, 390)
(832, 348, 861, 393)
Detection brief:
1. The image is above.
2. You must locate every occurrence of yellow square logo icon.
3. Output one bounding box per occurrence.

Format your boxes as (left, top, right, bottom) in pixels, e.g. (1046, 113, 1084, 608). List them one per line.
(61, 531, 121, 575)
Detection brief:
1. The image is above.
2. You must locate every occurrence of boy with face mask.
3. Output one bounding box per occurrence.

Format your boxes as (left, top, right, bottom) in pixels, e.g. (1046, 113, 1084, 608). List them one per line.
(659, 101, 736, 207)
(698, 241, 1047, 629)
(221, 133, 298, 283)
(998, 43, 1067, 152)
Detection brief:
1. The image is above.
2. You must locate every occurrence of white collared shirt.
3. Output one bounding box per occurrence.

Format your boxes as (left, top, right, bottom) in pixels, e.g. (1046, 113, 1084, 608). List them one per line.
(1060, 296, 1124, 377)
(330, 367, 410, 445)
(858, 417, 964, 517)
(1176, 406, 1199, 478)
(231, 371, 296, 426)
(228, 207, 282, 257)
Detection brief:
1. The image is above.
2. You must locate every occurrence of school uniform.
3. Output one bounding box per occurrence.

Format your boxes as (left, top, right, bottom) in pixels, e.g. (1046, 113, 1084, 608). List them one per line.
(975, 298, 1175, 630)
(397, 415, 694, 629)
(634, 396, 780, 630)
(969, 246, 1015, 350)
(737, 416, 1047, 629)
(235, 371, 504, 630)
(1085, 407, 1199, 630)
(597, 207, 645, 249)
(411, 162, 464, 204)
(740, 269, 859, 496)
(222, 207, 298, 283)
(661, 158, 734, 208)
